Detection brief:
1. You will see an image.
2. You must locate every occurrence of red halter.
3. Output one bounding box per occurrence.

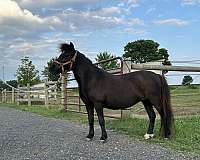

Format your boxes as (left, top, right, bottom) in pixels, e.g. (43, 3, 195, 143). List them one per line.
(54, 51, 77, 73)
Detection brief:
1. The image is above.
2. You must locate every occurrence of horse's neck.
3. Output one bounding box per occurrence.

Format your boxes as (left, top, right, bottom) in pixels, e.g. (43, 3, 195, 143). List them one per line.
(72, 53, 101, 88)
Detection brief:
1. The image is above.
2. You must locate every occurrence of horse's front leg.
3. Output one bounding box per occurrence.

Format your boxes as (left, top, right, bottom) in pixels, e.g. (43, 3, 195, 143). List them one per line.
(94, 103, 107, 142)
(86, 104, 94, 140)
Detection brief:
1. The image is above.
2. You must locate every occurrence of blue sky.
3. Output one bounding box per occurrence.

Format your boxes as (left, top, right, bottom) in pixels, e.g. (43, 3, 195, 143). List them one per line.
(0, 0, 200, 84)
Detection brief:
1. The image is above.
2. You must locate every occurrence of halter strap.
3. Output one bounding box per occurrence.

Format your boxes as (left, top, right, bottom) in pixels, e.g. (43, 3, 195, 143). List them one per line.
(54, 51, 77, 73)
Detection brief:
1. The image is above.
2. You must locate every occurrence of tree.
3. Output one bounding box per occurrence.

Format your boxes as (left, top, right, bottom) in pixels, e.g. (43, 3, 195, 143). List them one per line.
(42, 58, 60, 81)
(0, 80, 7, 91)
(0, 80, 18, 91)
(95, 52, 119, 70)
(182, 75, 193, 86)
(16, 57, 40, 86)
(123, 40, 171, 65)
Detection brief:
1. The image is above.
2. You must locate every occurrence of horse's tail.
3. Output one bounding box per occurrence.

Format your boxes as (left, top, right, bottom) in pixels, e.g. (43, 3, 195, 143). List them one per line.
(159, 75, 175, 138)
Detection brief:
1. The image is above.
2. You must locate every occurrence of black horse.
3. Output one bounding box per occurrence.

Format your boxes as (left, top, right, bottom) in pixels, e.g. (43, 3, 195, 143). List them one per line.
(49, 42, 174, 142)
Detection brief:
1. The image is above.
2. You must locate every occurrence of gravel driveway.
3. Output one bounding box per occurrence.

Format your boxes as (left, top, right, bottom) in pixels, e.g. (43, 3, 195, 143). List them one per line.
(0, 106, 199, 160)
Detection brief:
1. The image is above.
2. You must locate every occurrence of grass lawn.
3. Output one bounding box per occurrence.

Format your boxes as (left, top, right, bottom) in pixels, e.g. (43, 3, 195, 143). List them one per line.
(0, 102, 200, 155)
(106, 116, 200, 154)
(171, 86, 200, 108)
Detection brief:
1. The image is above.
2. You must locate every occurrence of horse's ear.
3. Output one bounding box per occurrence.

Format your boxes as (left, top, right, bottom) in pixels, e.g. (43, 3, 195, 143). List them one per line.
(70, 42, 74, 49)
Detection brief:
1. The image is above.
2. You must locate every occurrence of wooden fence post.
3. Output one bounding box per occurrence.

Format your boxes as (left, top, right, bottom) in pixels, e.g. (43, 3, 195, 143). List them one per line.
(27, 83, 31, 106)
(123, 60, 132, 74)
(61, 74, 67, 110)
(44, 83, 49, 108)
(2, 90, 4, 102)
(55, 88, 58, 104)
(4, 89, 7, 103)
(17, 85, 20, 105)
(121, 109, 131, 118)
(11, 87, 15, 103)
(78, 97, 81, 112)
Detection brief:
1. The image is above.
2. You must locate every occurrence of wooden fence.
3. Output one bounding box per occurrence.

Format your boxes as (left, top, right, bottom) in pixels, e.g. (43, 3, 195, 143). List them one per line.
(1, 58, 200, 118)
(1, 81, 62, 107)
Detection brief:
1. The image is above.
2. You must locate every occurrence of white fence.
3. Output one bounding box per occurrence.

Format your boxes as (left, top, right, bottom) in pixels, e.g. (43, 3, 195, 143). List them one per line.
(1, 81, 63, 107)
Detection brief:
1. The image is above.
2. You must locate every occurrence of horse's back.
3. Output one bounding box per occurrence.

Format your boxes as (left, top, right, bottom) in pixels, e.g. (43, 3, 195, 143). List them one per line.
(100, 71, 161, 108)
(125, 70, 162, 94)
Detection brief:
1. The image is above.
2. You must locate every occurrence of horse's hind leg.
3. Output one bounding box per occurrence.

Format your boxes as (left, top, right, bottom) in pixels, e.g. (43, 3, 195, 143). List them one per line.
(94, 102, 107, 142)
(142, 100, 156, 139)
(85, 104, 94, 140)
(149, 98, 166, 138)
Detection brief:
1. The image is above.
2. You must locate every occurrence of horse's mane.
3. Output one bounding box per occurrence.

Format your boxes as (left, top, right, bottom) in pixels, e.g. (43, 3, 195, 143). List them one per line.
(78, 53, 93, 65)
(60, 43, 70, 53)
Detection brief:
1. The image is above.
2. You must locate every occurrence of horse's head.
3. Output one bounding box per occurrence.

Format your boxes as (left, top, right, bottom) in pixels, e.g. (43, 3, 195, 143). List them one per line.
(49, 42, 77, 75)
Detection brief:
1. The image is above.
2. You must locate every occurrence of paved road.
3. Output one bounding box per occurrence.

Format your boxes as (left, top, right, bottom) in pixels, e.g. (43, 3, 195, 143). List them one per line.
(0, 107, 199, 160)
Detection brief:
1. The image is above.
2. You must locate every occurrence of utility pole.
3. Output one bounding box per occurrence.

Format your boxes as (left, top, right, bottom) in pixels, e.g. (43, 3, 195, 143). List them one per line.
(2, 64, 5, 81)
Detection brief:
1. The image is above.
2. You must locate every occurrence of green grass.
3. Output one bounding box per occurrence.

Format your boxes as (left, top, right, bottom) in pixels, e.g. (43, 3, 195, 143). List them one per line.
(170, 86, 200, 108)
(107, 116, 200, 154)
(0, 103, 200, 155)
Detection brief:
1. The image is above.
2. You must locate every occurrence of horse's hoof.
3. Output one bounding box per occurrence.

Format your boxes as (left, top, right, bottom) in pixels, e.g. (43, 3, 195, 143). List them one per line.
(144, 133, 154, 140)
(86, 137, 93, 141)
(100, 139, 107, 143)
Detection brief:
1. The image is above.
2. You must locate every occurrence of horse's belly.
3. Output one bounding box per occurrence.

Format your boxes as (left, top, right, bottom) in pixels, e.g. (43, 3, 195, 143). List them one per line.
(104, 96, 139, 110)
(104, 104, 132, 110)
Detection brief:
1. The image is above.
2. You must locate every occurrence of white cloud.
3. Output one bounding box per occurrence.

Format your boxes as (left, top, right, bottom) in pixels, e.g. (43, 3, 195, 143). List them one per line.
(0, 0, 67, 38)
(16, 0, 103, 13)
(9, 42, 34, 52)
(116, 0, 140, 14)
(17, 0, 100, 6)
(60, 8, 144, 31)
(127, 0, 140, 8)
(154, 18, 189, 27)
(0, 0, 144, 80)
(0, 0, 143, 39)
(0, 0, 43, 23)
(61, 10, 122, 30)
(181, 0, 200, 5)
(127, 18, 144, 26)
(120, 28, 147, 35)
(146, 7, 156, 14)
(72, 32, 92, 38)
(93, 7, 122, 15)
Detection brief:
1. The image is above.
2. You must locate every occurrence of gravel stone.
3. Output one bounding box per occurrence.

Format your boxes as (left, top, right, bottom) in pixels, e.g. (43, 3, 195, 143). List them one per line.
(0, 107, 199, 160)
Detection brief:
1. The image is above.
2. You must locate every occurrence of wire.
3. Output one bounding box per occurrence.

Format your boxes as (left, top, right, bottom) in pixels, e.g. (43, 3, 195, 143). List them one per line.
(166, 74, 200, 77)
(171, 60, 200, 63)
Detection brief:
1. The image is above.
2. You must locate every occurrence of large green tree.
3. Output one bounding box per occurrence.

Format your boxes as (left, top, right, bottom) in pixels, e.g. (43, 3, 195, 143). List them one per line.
(182, 75, 193, 86)
(16, 57, 40, 86)
(0, 80, 18, 91)
(42, 58, 60, 81)
(95, 52, 119, 70)
(123, 40, 171, 65)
